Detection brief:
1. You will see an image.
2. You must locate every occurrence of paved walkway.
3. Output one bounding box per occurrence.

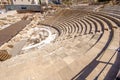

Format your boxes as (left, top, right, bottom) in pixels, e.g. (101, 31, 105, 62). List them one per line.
(0, 20, 30, 46)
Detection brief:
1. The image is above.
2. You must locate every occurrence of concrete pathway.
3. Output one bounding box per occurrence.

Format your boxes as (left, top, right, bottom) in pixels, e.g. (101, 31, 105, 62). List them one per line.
(0, 20, 30, 46)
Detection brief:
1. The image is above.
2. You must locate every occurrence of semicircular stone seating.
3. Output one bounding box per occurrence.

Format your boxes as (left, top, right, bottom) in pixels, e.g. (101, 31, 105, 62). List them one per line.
(0, 6, 120, 80)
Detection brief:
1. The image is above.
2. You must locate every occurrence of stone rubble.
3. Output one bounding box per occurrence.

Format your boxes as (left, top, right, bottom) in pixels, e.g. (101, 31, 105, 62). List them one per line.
(0, 14, 24, 30)
(0, 8, 59, 57)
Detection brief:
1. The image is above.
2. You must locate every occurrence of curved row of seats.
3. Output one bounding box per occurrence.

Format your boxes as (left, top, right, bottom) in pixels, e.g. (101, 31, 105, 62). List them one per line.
(0, 7, 120, 80)
(41, 10, 102, 41)
(38, 8, 120, 80)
